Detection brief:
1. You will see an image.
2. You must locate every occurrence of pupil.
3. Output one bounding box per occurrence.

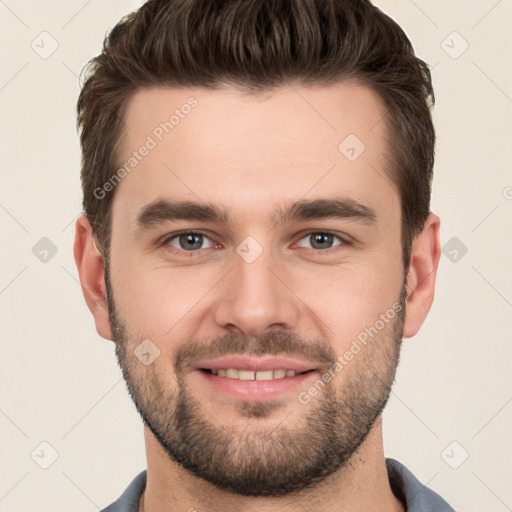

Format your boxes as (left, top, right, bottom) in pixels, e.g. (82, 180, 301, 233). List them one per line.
(312, 233, 332, 249)
(180, 233, 202, 250)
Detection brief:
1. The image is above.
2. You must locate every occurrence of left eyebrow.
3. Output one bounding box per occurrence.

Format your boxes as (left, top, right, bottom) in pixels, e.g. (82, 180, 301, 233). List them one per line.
(273, 198, 377, 226)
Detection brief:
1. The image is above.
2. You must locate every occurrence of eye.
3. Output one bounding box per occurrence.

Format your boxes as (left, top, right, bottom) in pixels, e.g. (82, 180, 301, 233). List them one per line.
(296, 232, 344, 250)
(164, 232, 216, 251)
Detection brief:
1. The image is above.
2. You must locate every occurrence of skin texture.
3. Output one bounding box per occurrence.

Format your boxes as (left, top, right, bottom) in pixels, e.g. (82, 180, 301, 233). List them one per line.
(74, 82, 441, 512)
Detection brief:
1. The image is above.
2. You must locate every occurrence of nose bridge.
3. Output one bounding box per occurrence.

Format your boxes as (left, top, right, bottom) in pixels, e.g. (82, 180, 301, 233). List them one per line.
(214, 238, 300, 336)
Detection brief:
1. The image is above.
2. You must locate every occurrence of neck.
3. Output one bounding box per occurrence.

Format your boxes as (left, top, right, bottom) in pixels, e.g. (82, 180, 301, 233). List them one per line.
(140, 417, 403, 512)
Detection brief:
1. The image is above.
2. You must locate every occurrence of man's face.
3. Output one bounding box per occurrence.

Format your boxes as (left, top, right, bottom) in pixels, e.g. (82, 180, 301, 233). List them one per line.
(106, 82, 406, 495)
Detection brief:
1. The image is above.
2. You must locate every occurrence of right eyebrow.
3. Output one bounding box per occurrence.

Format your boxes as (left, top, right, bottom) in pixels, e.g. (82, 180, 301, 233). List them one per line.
(135, 199, 229, 231)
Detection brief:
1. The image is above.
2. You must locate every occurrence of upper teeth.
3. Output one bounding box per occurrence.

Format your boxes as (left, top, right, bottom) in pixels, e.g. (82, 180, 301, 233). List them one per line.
(210, 369, 298, 380)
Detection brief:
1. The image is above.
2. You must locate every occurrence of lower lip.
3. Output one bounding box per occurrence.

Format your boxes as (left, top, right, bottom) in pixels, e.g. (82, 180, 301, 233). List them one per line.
(195, 370, 318, 400)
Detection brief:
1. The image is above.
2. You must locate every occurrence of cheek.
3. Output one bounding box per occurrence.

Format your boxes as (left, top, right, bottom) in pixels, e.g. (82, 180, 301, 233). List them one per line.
(293, 257, 403, 351)
(112, 259, 217, 338)
(110, 227, 404, 354)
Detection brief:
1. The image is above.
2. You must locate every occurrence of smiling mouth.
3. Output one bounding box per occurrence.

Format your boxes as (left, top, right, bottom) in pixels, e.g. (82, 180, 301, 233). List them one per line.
(201, 368, 314, 380)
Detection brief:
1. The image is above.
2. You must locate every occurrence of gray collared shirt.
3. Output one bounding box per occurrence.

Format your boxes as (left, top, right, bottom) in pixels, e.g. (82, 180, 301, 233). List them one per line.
(101, 458, 454, 511)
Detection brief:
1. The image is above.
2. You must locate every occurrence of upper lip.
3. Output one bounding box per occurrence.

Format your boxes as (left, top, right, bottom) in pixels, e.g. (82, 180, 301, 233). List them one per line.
(192, 355, 317, 373)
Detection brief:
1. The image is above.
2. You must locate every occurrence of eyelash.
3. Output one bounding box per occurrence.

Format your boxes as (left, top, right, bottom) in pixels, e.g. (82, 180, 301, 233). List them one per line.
(160, 230, 351, 255)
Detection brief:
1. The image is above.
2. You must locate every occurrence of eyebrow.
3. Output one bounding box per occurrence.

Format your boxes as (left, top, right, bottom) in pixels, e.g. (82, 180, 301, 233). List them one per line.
(135, 200, 228, 229)
(275, 198, 377, 226)
(135, 197, 377, 231)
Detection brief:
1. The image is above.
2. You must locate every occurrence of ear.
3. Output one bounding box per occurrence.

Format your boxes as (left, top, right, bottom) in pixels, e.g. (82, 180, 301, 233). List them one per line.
(73, 215, 113, 341)
(403, 213, 441, 338)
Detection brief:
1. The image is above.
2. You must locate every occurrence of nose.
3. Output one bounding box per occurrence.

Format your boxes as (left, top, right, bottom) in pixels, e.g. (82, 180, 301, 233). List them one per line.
(213, 243, 301, 337)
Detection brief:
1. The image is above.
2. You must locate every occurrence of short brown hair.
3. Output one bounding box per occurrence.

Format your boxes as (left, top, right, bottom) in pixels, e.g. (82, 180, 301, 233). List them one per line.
(77, 0, 435, 268)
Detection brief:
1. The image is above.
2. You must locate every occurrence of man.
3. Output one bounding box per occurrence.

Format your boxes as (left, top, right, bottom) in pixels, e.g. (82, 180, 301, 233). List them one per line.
(73, 0, 453, 510)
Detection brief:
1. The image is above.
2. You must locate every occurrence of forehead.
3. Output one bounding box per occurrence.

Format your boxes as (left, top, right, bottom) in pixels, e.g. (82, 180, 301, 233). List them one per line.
(113, 82, 396, 227)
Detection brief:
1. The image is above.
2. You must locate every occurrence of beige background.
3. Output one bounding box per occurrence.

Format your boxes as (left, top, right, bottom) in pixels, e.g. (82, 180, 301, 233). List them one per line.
(1, 0, 511, 510)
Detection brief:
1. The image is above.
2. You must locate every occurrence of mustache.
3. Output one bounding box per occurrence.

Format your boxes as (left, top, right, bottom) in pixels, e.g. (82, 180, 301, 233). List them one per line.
(174, 330, 337, 375)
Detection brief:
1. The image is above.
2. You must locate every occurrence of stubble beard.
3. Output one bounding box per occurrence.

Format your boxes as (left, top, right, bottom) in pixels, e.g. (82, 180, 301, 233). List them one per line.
(106, 266, 406, 497)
